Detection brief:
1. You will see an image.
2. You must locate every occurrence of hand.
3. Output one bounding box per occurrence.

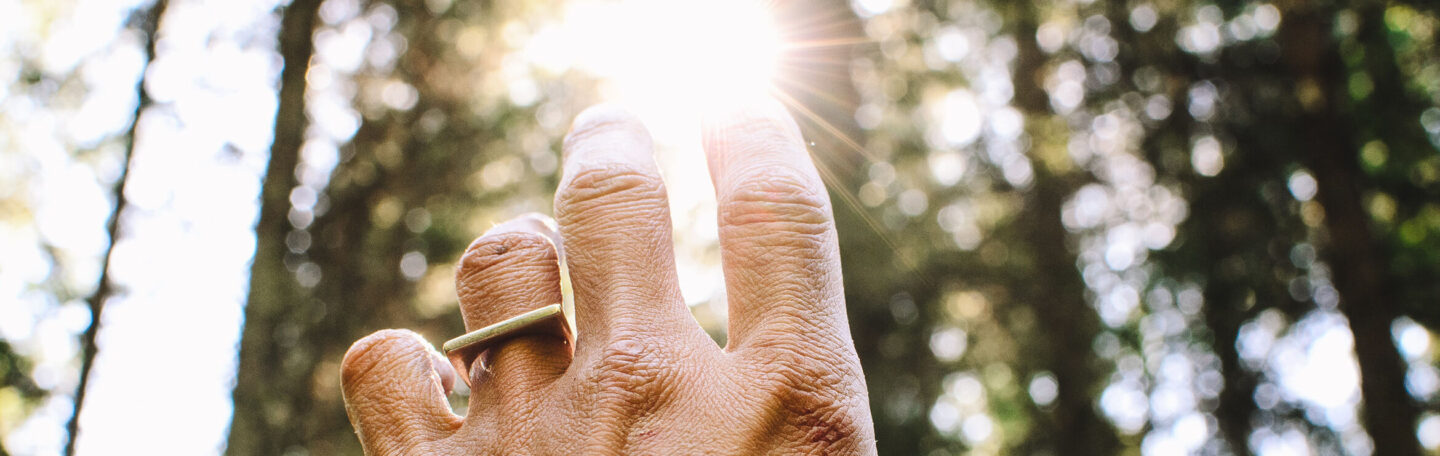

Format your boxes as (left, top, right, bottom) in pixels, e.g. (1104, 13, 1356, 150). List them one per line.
(339, 99, 877, 455)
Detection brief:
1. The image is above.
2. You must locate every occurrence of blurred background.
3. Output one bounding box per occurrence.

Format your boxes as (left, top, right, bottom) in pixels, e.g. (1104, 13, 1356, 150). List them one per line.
(2, 0, 1439, 454)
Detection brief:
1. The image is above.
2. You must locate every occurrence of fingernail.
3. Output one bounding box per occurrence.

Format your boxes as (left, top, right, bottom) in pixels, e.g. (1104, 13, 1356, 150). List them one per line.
(429, 350, 456, 395)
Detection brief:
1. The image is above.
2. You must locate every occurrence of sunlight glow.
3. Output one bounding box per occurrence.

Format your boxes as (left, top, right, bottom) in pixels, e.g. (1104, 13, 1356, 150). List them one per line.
(527, 0, 787, 315)
(530, 0, 783, 117)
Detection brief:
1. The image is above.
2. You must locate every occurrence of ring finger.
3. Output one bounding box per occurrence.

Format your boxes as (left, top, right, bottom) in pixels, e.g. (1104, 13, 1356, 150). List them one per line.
(453, 214, 574, 415)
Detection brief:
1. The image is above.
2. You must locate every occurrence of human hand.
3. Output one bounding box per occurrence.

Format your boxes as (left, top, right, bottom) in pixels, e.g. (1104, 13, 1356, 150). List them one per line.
(339, 99, 876, 455)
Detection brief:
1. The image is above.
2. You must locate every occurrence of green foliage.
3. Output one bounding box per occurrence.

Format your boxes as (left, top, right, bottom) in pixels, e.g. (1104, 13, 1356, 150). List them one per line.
(5, 0, 1440, 454)
(839, 0, 1440, 454)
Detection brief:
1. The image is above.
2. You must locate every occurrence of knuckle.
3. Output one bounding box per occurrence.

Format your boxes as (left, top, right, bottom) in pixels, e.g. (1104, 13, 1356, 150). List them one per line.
(555, 164, 668, 218)
(752, 344, 846, 391)
(756, 290, 831, 325)
(787, 395, 869, 452)
(457, 232, 557, 281)
(582, 336, 678, 415)
(720, 171, 832, 238)
(753, 354, 870, 453)
(357, 431, 433, 456)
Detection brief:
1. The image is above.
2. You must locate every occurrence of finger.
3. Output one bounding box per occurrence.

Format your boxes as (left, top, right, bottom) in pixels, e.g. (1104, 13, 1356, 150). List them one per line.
(553, 105, 693, 353)
(701, 97, 850, 355)
(341, 329, 461, 454)
(430, 350, 457, 395)
(455, 214, 573, 410)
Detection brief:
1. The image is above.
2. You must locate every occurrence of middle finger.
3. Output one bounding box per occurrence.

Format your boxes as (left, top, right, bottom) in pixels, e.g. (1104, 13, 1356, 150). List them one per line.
(553, 105, 701, 359)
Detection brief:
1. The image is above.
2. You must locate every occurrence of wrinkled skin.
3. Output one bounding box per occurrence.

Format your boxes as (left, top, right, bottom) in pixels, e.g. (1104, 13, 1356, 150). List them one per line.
(340, 99, 877, 455)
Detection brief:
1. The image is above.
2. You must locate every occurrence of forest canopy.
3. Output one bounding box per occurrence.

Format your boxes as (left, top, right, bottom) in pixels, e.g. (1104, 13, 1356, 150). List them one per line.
(0, 0, 1438, 454)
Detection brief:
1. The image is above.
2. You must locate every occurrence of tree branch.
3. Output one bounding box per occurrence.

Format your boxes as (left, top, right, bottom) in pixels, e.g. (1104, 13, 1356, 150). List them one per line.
(64, 1, 169, 454)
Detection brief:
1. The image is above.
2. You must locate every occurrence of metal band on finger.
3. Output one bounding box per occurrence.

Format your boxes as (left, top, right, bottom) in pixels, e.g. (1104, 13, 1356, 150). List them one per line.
(443, 303, 573, 387)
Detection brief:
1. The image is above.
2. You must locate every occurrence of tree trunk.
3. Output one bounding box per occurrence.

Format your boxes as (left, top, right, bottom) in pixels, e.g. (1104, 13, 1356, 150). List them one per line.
(228, 0, 542, 450)
(1016, 170, 1121, 456)
(226, 0, 323, 453)
(1206, 300, 1257, 456)
(1009, 12, 1119, 454)
(1280, 7, 1423, 456)
(64, 1, 169, 453)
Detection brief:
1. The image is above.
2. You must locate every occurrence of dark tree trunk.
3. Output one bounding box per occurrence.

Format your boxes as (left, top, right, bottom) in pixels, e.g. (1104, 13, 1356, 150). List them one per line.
(64, 1, 169, 454)
(1008, 11, 1119, 454)
(228, 0, 533, 450)
(1182, 174, 1296, 456)
(1280, 7, 1423, 456)
(1206, 300, 1257, 456)
(1014, 170, 1121, 456)
(226, 0, 323, 453)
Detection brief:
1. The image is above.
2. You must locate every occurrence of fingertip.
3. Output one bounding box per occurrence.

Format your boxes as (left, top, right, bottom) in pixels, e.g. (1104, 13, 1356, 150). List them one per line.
(341, 329, 423, 391)
(700, 96, 808, 187)
(567, 103, 646, 139)
(342, 329, 453, 399)
(460, 221, 562, 284)
(340, 329, 459, 452)
(561, 104, 655, 177)
(480, 213, 563, 256)
(701, 96, 802, 148)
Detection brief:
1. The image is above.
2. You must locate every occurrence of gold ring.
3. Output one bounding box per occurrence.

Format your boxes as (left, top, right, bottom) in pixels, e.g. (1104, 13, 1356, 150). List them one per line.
(443, 303, 573, 387)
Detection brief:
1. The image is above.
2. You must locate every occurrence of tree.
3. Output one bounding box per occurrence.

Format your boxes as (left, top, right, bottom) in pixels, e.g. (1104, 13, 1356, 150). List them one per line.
(9, 0, 1432, 453)
(842, 0, 1439, 454)
(64, 2, 170, 454)
(226, 0, 325, 453)
(1280, 5, 1423, 453)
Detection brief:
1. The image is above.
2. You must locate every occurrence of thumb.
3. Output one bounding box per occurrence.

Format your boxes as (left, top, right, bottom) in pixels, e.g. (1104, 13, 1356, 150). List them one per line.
(341, 329, 461, 454)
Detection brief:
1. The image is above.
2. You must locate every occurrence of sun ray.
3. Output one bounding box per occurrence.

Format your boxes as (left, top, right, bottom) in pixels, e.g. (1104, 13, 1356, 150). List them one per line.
(770, 90, 930, 284)
(806, 134, 929, 285)
(783, 37, 879, 51)
(772, 90, 878, 163)
(528, 0, 931, 294)
(773, 75, 856, 110)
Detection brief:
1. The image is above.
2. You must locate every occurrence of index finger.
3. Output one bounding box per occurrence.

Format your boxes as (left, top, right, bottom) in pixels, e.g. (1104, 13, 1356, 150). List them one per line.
(701, 97, 852, 358)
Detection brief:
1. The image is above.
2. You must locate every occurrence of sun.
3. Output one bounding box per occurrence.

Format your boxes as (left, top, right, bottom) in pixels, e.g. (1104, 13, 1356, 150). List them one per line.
(648, 0, 783, 103)
(529, 0, 785, 115)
